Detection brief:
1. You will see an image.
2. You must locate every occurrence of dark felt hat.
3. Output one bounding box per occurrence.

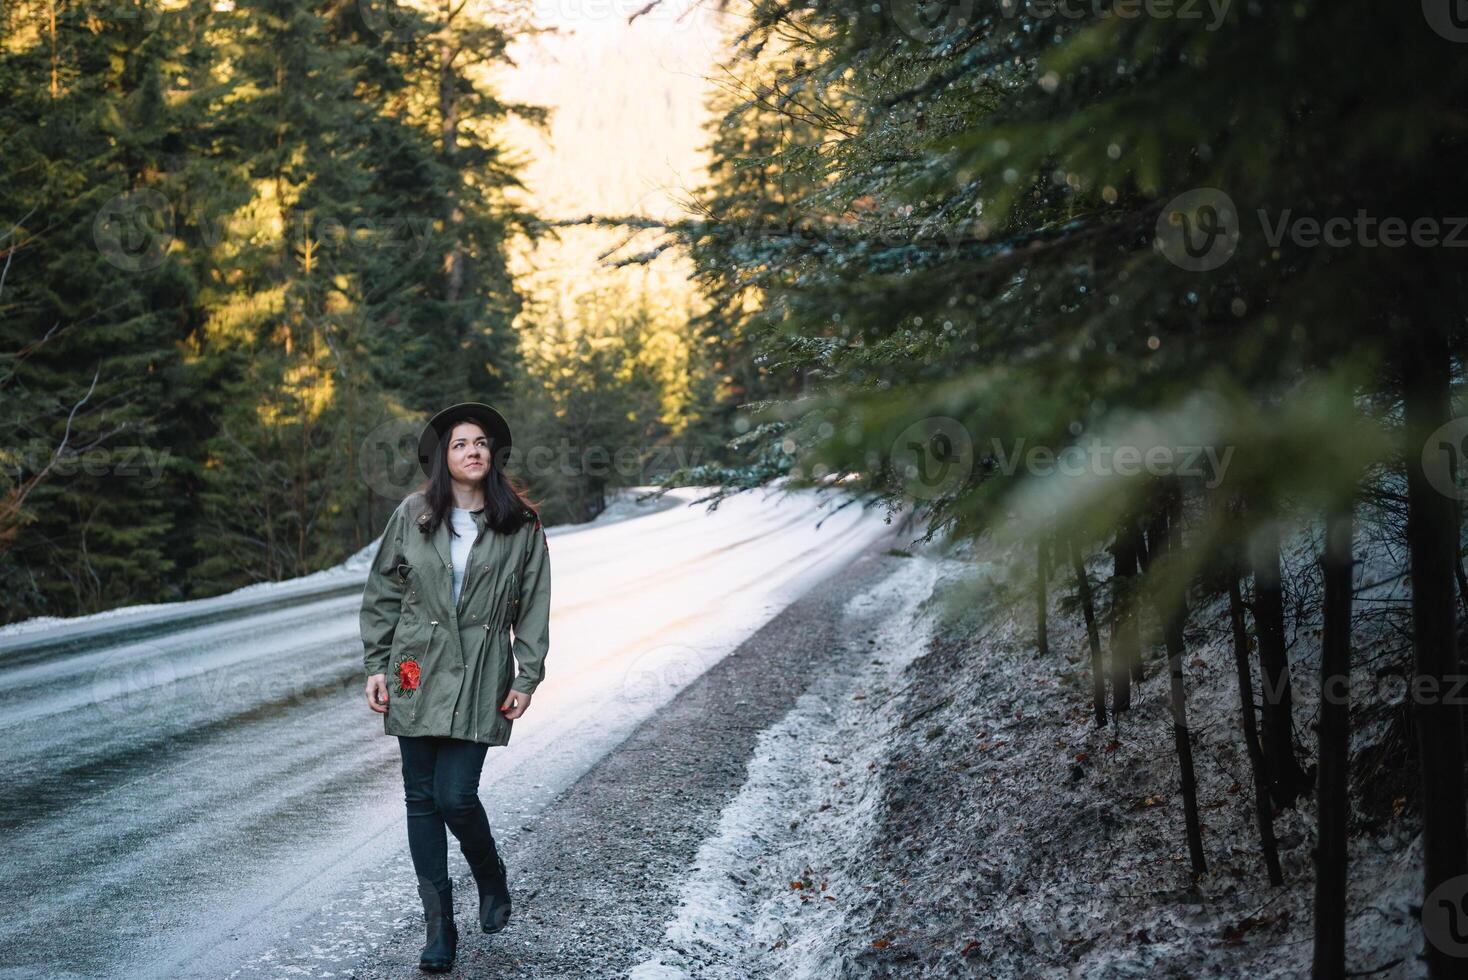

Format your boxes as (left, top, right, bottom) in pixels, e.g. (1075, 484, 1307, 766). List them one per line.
(417, 402, 513, 479)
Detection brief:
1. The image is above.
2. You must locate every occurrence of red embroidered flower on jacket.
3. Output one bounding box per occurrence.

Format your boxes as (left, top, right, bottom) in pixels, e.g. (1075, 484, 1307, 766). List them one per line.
(398, 658, 421, 691)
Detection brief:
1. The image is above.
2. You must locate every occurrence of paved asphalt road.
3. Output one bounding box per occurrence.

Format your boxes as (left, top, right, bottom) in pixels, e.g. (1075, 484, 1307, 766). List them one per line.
(351, 530, 915, 980)
(0, 488, 897, 980)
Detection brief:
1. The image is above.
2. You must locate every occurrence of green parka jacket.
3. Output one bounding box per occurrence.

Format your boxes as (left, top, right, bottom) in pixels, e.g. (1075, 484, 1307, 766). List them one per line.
(359, 490, 551, 746)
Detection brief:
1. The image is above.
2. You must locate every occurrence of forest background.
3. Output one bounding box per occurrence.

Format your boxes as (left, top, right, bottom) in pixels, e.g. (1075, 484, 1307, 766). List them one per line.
(4, 3, 1468, 974)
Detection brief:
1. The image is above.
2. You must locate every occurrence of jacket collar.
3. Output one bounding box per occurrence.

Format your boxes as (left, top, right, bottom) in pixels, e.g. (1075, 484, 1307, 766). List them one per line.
(418, 502, 489, 571)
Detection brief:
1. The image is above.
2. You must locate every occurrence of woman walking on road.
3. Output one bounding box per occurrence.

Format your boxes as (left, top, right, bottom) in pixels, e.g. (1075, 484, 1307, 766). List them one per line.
(360, 402, 552, 973)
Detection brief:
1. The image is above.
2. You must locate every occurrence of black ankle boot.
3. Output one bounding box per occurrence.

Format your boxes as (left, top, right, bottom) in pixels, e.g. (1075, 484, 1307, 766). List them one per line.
(467, 842, 512, 934)
(417, 881, 457, 973)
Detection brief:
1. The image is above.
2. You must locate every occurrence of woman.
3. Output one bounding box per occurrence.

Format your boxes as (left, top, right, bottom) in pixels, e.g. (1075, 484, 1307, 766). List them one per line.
(359, 402, 552, 973)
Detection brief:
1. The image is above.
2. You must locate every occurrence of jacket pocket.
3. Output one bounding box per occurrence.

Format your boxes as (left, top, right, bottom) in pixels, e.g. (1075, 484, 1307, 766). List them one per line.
(505, 570, 520, 627)
(498, 633, 513, 701)
(496, 635, 514, 735)
(393, 619, 436, 699)
(397, 562, 420, 611)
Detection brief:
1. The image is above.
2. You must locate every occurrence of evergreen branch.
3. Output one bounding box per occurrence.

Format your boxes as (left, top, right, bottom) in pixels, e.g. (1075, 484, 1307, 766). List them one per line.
(0, 205, 38, 303)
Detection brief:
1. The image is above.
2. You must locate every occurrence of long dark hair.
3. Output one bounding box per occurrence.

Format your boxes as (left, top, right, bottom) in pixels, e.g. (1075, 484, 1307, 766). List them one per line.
(416, 421, 538, 537)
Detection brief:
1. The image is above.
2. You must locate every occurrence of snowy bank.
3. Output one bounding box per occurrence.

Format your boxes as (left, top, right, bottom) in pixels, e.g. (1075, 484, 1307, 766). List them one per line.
(629, 516, 1432, 978)
(0, 485, 684, 644)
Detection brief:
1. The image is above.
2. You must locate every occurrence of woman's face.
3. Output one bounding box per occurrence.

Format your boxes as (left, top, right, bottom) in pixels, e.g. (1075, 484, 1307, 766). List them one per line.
(446, 421, 491, 487)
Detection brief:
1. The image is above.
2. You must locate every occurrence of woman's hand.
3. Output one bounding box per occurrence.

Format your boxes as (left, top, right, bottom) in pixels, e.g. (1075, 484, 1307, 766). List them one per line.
(500, 689, 532, 720)
(366, 673, 390, 713)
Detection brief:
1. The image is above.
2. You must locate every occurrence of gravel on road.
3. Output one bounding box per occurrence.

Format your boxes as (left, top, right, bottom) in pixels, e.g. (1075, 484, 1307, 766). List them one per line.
(353, 530, 913, 979)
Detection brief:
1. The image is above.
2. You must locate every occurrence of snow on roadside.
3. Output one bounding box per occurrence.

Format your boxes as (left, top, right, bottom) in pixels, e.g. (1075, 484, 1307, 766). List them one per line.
(631, 506, 1431, 979)
(0, 485, 681, 640)
(627, 553, 945, 980)
(830, 523, 1425, 978)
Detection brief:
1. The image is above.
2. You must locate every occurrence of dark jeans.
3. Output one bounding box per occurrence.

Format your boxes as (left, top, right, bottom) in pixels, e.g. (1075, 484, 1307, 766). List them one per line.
(397, 735, 498, 893)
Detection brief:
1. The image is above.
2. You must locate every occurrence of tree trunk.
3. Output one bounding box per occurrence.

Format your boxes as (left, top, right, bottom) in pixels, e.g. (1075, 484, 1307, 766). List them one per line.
(1247, 507, 1312, 809)
(439, 0, 464, 310)
(1069, 535, 1107, 727)
(1139, 497, 1167, 671)
(1109, 520, 1139, 712)
(1312, 501, 1354, 978)
(1131, 512, 1150, 571)
(1402, 328, 1468, 980)
(1127, 515, 1150, 681)
(1037, 537, 1050, 658)
(1227, 568, 1283, 886)
(1154, 483, 1207, 878)
(1455, 545, 1468, 631)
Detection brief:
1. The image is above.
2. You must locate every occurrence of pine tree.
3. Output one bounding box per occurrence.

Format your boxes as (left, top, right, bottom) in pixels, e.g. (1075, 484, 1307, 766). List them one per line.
(0, 0, 198, 616)
(660, 1, 1467, 964)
